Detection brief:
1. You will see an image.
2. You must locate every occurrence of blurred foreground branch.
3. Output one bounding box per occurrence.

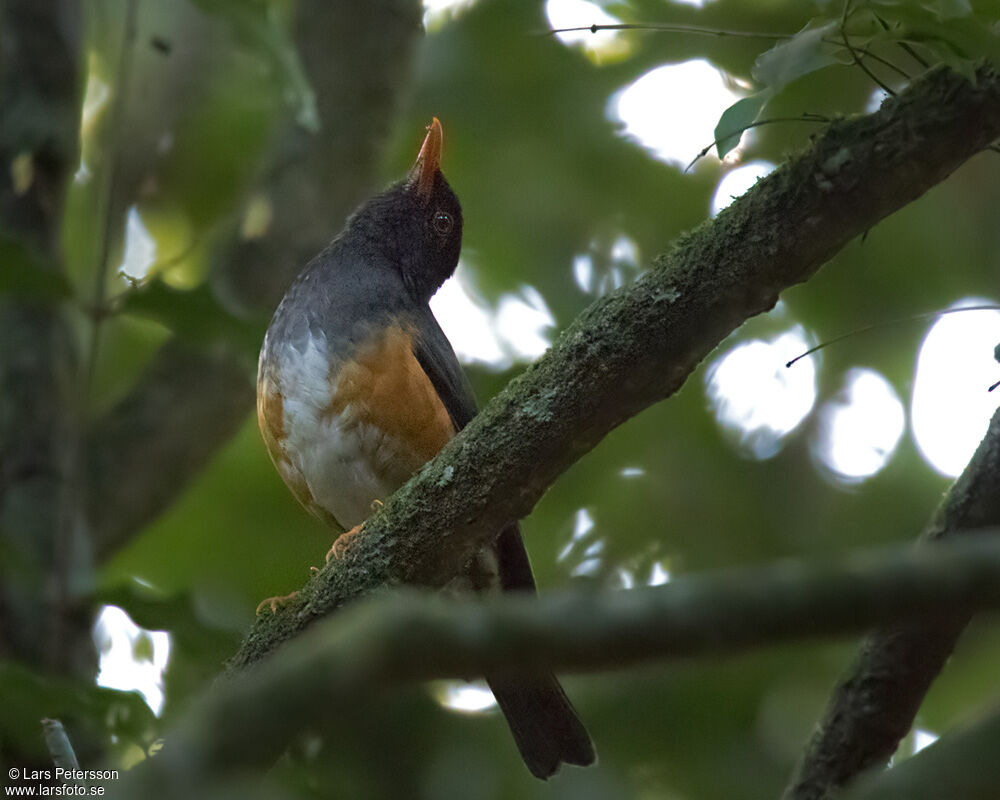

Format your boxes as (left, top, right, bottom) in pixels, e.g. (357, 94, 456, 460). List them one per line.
(117, 536, 1000, 797)
(783, 407, 1000, 800)
(86, 0, 423, 559)
(841, 699, 1000, 800)
(228, 64, 1000, 672)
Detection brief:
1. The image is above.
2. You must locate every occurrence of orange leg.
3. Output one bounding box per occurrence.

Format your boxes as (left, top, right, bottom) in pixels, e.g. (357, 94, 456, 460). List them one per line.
(326, 524, 362, 563)
(255, 590, 300, 616)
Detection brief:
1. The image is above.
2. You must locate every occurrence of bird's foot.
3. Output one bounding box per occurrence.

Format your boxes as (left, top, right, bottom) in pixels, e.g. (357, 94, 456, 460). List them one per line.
(326, 524, 362, 563)
(255, 590, 300, 616)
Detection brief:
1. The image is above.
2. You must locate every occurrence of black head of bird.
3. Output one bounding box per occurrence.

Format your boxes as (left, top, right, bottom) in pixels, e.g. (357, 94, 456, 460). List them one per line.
(344, 117, 463, 303)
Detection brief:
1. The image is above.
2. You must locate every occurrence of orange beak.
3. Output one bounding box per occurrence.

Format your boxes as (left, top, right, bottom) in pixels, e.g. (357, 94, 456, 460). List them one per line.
(408, 117, 443, 200)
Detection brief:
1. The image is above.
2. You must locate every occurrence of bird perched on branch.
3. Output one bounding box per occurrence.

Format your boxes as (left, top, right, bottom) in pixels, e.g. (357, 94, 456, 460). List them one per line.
(255, 118, 595, 779)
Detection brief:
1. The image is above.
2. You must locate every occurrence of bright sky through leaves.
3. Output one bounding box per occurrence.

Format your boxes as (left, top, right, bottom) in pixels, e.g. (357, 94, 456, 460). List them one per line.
(911, 299, 1000, 477)
(119, 206, 157, 281)
(706, 326, 818, 460)
(546, 0, 622, 50)
(612, 60, 743, 167)
(812, 369, 905, 483)
(94, 605, 171, 717)
(712, 161, 776, 216)
(430, 264, 556, 368)
(433, 680, 498, 713)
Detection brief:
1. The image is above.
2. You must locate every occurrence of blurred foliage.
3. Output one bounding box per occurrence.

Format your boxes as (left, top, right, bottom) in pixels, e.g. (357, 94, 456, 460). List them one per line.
(0, 660, 157, 767)
(4, 0, 1000, 797)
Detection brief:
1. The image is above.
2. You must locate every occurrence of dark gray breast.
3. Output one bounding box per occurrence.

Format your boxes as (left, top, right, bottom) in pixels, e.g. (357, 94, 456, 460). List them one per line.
(260, 237, 416, 378)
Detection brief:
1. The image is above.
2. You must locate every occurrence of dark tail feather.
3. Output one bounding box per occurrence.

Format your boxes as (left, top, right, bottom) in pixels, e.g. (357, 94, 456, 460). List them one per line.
(488, 671, 596, 779)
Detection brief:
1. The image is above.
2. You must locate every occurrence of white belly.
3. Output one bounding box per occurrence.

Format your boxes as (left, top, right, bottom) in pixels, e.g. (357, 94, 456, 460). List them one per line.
(259, 328, 445, 530)
(287, 403, 417, 529)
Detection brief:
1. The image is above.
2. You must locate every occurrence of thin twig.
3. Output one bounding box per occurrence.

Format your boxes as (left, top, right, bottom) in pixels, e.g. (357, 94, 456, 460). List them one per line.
(685, 114, 831, 172)
(78, 231, 205, 323)
(842, 34, 896, 95)
(838, 42, 910, 81)
(873, 11, 931, 70)
(548, 21, 911, 86)
(113, 233, 203, 299)
(840, 0, 896, 95)
(41, 719, 81, 775)
(542, 22, 792, 40)
(785, 304, 1000, 367)
(868, 9, 994, 161)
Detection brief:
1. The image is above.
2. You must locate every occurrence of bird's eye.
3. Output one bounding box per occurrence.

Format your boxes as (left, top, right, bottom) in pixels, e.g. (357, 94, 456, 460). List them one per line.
(432, 211, 453, 236)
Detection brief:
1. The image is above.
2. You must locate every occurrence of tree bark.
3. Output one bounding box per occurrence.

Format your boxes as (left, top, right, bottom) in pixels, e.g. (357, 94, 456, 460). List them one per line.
(840, 700, 1000, 800)
(0, 0, 92, 772)
(0, 0, 83, 673)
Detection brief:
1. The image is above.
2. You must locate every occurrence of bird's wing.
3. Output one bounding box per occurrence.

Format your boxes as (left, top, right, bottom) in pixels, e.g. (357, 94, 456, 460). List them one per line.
(411, 307, 478, 431)
(410, 307, 538, 593)
(412, 308, 594, 777)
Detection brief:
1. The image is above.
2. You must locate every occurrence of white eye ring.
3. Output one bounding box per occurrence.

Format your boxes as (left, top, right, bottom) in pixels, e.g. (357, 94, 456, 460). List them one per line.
(433, 211, 453, 235)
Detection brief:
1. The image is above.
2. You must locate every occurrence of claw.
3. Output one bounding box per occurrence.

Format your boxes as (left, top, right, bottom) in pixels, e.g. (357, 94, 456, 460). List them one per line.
(255, 590, 299, 616)
(326, 524, 362, 563)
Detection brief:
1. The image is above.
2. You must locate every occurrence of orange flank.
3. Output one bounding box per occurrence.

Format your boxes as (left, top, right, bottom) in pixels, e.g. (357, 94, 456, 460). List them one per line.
(325, 325, 456, 470)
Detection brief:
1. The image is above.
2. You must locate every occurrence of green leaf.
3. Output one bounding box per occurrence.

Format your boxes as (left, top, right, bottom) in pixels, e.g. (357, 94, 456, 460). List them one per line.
(919, 39, 981, 80)
(0, 236, 71, 300)
(752, 21, 840, 91)
(132, 632, 155, 663)
(874, 3, 1000, 69)
(922, 0, 973, 20)
(714, 91, 773, 160)
(189, 0, 318, 132)
(95, 583, 242, 659)
(0, 660, 157, 761)
(118, 279, 264, 361)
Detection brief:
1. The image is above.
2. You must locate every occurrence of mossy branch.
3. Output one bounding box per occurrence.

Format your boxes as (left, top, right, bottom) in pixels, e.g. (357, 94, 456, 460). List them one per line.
(227, 63, 1000, 674)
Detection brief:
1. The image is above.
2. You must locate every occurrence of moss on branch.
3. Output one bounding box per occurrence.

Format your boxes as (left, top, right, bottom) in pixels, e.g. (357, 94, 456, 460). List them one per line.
(228, 64, 1000, 673)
